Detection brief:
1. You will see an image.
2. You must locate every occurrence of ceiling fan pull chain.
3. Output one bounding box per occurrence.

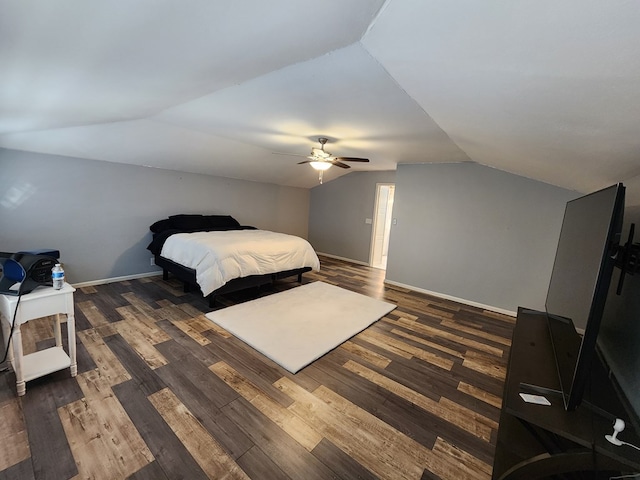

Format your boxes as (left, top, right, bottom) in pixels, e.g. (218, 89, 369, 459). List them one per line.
(319, 170, 324, 184)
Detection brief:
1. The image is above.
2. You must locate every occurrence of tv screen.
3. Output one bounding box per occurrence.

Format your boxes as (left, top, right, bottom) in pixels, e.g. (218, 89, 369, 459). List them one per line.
(545, 183, 625, 411)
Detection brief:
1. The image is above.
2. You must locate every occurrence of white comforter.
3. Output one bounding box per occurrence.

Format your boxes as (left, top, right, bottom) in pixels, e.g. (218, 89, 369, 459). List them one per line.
(160, 229, 320, 296)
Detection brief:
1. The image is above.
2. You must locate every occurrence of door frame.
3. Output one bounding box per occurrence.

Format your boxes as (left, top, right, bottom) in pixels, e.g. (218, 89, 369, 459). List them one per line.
(369, 183, 395, 269)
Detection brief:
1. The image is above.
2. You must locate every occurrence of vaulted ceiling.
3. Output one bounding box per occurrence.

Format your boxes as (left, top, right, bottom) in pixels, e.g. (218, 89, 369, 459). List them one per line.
(2, 1, 640, 194)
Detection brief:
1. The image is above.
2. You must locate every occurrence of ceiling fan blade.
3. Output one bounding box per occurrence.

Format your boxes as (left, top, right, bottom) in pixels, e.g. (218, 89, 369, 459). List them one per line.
(297, 160, 312, 165)
(334, 157, 369, 162)
(330, 160, 351, 169)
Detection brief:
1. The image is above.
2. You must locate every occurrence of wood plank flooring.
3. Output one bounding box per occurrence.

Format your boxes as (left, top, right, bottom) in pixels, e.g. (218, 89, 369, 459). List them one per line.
(0, 255, 514, 479)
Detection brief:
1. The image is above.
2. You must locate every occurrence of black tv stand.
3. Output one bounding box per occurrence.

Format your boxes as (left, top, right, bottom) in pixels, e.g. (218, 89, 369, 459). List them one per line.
(492, 308, 640, 479)
(518, 382, 621, 423)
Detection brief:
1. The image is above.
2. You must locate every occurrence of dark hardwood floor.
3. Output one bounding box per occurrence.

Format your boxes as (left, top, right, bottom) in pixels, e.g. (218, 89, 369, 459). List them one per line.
(0, 255, 514, 479)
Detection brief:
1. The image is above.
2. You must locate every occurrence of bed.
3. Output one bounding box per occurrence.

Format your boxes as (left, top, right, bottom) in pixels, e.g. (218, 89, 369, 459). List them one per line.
(147, 214, 320, 307)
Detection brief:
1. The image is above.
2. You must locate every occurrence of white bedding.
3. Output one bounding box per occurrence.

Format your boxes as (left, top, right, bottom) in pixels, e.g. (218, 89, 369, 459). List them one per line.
(160, 229, 320, 296)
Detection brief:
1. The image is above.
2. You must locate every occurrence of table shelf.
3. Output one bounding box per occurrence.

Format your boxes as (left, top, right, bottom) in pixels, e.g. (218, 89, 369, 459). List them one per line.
(22, 347, 71, 382)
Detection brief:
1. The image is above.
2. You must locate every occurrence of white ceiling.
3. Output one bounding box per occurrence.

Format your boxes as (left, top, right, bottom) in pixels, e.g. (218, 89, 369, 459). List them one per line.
(2, 0, 640, 195)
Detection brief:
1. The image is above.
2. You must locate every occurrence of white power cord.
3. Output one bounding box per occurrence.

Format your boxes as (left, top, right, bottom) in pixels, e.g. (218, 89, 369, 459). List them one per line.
(619, 441, 640, 451)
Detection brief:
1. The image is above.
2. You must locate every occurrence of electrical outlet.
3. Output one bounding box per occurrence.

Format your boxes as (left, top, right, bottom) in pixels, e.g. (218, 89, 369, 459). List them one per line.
(150, 257, 155, 266)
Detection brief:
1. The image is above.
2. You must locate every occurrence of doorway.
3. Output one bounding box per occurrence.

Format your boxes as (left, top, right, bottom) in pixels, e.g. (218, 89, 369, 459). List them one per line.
(370, 183, 395, 270)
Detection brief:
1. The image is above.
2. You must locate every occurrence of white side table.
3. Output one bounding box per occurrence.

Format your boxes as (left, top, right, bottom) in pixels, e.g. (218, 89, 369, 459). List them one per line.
(0, 283, 77, 396)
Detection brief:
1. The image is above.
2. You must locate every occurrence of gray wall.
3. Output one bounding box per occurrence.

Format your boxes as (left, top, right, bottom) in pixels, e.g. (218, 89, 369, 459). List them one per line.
(385, 163, 577, 313)
(0, 149, 310, 284)
(308, 171, 396, 264)
(307, 163, 578, 314)
(387, 163, 579, 311)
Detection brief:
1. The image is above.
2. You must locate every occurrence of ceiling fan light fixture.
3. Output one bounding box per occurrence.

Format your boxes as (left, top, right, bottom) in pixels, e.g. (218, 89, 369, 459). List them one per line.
(312, 149, 331, 159)
(310, 161, 332, 171)
(310, 147, 326, 157)
(272, 137, 369, 184)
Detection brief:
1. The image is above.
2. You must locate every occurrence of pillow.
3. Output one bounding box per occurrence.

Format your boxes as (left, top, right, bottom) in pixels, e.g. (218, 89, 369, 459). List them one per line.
(147, 229, 181, 254)
(149, 218, 173, 233)
(168, 214, 208, 230)
(204, 215, 241, 229)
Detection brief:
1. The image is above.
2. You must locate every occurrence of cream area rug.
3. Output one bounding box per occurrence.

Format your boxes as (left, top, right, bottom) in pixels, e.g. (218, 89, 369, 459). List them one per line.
(205, 281, 396, 373)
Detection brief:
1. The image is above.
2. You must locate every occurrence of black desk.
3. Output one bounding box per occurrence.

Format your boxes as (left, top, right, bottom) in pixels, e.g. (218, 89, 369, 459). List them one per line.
(492, 308, 640, 479)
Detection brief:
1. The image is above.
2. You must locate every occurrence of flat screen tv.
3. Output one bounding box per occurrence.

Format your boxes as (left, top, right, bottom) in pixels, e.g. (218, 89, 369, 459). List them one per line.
(545, 183, 625, 411)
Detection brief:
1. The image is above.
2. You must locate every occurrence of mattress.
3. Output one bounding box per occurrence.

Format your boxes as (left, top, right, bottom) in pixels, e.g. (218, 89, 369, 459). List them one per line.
(160, 229, 320, 296)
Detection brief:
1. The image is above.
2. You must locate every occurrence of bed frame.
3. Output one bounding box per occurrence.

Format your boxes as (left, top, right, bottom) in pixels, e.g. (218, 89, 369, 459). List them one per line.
(154, 254, 311, 307)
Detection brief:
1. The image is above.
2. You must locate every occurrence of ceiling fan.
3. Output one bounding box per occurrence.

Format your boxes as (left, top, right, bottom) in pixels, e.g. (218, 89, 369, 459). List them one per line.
(273, 137, 369, 183)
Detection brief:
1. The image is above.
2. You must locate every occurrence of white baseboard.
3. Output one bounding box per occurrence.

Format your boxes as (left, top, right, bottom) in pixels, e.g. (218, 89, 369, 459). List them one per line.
(72, 270, 162, 288)
(316, 252, 370, 267)
(384, 279, 517, 317)
(70, 264, 517, 319)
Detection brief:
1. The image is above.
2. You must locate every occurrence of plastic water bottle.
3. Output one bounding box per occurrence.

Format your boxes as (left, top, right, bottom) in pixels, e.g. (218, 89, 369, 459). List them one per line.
(52, 263, 65, 290)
